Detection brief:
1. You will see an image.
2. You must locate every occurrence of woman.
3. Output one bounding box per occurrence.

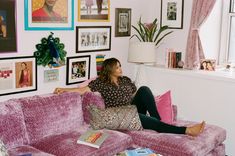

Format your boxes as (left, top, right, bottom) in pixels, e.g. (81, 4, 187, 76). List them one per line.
(85, 0, 94, 14)
(19, 62, 30, 88)
(54, 58, 205, 136)
(32, 0, 63, 22)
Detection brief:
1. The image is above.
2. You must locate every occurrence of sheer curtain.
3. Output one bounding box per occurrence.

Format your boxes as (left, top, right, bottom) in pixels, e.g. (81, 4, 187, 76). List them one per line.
(185, 0, 216, 69)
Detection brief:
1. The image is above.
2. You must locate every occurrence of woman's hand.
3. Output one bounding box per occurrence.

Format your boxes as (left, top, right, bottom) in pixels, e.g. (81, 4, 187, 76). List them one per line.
(54, 88, 67, 94)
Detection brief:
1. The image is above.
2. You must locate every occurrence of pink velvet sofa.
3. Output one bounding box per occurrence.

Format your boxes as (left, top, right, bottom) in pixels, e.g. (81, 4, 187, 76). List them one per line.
(0, 92, 226, 156)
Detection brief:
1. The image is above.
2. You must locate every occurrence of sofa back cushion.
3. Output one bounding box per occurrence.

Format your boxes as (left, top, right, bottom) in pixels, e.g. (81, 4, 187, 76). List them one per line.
(0, 100, 29, 148)
(19, 92, 83, 144)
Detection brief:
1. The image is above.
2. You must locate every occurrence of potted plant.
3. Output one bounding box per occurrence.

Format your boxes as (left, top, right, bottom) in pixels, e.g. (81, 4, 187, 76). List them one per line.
(131, 18, 173, 47)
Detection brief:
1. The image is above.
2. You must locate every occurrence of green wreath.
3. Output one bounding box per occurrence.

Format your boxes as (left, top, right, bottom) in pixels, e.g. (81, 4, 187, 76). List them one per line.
(34, 32, 67, 68)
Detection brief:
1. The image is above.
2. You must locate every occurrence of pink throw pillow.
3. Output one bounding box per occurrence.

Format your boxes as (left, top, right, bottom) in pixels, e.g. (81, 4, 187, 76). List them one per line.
(155, 91, 173, 124)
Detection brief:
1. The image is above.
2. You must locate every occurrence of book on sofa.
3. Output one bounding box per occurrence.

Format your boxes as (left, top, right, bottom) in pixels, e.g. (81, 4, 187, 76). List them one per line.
(125, 148, 161, 156)
(77, 129, 109, 148)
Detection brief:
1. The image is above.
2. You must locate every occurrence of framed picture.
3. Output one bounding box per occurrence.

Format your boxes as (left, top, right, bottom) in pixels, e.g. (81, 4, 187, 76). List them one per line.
(76, 26, 111, 53)
(161, 0, 184, 29)
(115, 8, 131, 37)
(66, 55, 91, 85)
(0, 56, 37, 96)
(0, 0, 17, 53)
(200, 59, 216, 71)
(78, 0, 110, 22)
(44, 69, 59, 83)
(24, 0, 74, 30)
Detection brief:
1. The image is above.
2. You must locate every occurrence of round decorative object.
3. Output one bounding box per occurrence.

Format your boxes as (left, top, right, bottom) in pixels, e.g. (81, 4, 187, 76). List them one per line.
(177, 60, 184, 68)
(34, 32, 67, 68)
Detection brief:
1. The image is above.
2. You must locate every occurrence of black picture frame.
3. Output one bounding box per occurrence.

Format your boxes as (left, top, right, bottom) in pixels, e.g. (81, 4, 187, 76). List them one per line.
(76, 26, 111, 53)
(0, 56, 37, 96)
(160, 0, 184, 29)
(115, 8, 131, 37)
(66, 55, 91, 85)
(0, 0, 17, 53)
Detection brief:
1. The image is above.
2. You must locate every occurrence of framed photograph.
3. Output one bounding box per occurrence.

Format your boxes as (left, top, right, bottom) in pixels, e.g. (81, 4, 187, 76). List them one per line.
(66, 55, 91, 85)
(76, 26, 111, 53)
(78, 0, 110, 22)
(0, 0, 17, 53)
(24, 0, 74, 30)
(200, 59, 216, 71)
(115, 8, 131, 37)
(0, 56, 37, 96)
(161, 0, 184, 29)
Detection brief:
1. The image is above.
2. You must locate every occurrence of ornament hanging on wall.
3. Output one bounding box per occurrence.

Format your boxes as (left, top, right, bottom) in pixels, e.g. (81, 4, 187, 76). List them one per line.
(34, 32, 67, 68)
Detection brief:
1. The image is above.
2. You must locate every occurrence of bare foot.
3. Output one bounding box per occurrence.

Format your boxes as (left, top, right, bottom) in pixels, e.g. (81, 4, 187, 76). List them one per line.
(185, 121, 205, 137)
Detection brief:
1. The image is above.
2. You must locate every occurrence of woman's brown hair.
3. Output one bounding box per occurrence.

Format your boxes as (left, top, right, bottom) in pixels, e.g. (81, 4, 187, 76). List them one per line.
(99, 58, 121, 83)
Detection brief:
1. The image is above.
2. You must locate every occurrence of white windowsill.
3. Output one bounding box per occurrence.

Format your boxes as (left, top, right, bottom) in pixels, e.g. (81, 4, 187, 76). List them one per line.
(145, 65, 235, 83)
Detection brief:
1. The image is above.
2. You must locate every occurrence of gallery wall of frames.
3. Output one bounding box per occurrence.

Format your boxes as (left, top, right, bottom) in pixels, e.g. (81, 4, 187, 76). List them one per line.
(0, 0, 151, 100)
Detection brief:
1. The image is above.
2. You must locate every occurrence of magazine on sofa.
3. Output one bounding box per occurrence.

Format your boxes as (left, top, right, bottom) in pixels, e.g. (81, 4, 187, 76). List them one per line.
(77, 129, 109, 148)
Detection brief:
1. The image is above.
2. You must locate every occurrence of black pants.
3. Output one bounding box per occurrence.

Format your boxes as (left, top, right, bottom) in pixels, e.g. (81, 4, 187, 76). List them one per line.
(132, 86, 186, 134)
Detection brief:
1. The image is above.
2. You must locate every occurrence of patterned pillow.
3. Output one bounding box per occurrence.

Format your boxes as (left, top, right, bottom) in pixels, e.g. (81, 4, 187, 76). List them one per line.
(88, 105, 143, 131)
(0, 140, 9, 156)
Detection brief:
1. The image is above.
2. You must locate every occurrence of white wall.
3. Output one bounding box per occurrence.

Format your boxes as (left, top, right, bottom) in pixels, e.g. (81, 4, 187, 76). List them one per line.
(0, 0, 148, 101)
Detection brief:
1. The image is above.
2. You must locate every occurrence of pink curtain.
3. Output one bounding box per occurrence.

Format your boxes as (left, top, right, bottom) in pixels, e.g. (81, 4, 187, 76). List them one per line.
(185, 0, 216, 69)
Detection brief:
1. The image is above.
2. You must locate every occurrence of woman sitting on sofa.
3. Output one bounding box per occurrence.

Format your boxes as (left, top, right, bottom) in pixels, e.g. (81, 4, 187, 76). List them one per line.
(54, 57, 205, 136)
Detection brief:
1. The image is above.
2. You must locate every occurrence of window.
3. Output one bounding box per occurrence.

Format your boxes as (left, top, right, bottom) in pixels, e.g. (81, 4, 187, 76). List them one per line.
(221, 0, 235, 63)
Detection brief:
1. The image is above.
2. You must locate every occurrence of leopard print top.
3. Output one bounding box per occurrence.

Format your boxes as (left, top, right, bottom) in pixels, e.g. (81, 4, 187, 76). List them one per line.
(88, 76, 137, 108)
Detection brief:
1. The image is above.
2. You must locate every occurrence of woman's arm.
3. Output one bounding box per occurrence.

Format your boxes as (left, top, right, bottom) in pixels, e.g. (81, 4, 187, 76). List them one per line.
(54, 86, 91, 95)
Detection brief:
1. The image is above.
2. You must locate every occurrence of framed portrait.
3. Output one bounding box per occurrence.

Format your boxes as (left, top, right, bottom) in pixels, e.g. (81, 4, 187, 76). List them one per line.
(0, 0, 17, 53)
(200, 59, 216, 71)
(0, 56, 37, 96)
(24, 0, 74, 30)
(115, 8, 131, 37)
(78, 0, 110, 22)
(161, 0, 184, 29)
(76, 26, 111, 53)
(66, 55, 91, 85)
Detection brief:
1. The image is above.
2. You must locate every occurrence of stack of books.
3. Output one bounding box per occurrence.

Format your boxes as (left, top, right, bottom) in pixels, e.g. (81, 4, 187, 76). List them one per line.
(166, 50, 182, 68)
(77, 129, 109, 149)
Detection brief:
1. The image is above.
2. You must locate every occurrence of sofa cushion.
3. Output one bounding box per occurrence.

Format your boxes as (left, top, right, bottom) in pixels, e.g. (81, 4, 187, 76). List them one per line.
(32, 129, 133, 156)
(8, 145, 55, 156)
(126, 120, 226, 156)
(0, 100, 28, 148)
(88, 105, 143, 131)
(19, 92, 83, 144)
(81, 92, 105, 124)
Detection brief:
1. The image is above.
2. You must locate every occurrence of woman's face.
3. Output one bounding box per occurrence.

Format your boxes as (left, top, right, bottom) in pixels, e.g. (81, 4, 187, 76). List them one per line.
(21, 63, 26, 70)
(207, 62, 213, 70)
(45, 0, 57, 7)
(111, 62, 122, 78)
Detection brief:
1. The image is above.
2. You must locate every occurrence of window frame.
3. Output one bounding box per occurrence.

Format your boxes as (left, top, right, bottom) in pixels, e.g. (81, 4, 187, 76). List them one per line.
(219, 0, 235, 64)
